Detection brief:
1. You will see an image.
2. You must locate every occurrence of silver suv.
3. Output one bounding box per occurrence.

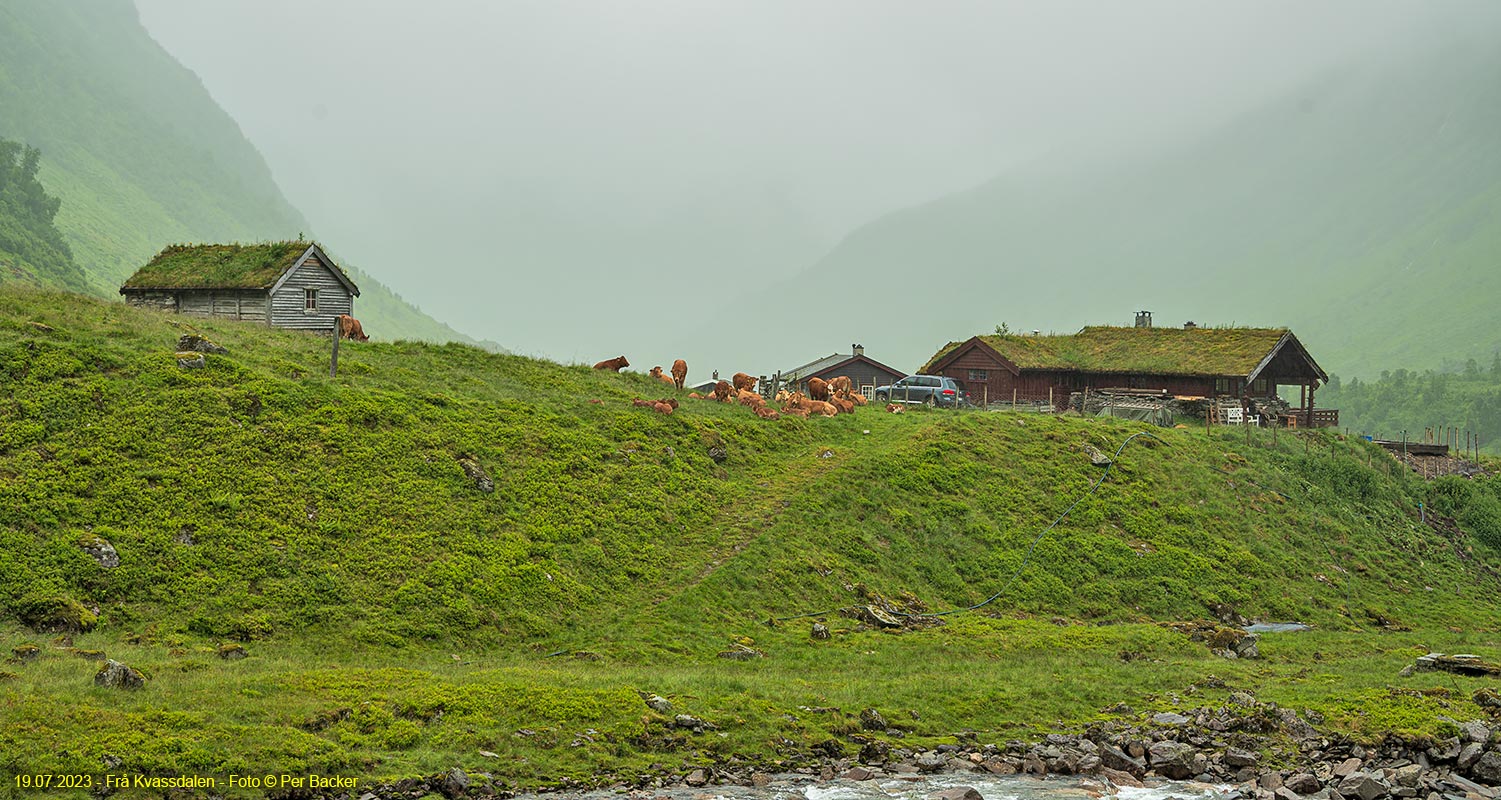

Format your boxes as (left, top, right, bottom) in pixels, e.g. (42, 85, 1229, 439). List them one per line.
(875, 375, 971, 407)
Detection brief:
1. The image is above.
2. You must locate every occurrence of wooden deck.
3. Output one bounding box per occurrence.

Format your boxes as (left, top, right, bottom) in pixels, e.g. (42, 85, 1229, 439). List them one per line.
(1374, 440, 1449, 456)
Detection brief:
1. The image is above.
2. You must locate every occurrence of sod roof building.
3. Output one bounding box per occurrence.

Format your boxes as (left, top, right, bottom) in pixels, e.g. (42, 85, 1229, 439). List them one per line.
(922, 313, 1334, 425)
(120, 241, 359, 332)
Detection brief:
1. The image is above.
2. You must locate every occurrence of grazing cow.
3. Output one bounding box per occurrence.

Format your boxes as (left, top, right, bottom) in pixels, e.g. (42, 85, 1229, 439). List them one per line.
(649, 366, 675, 385)
(652, 401, 674, 415)
(732, 372, 756, 393)
(807, 377, 830, 401)
(713, 381, 734, 402)
(829, 376, 853, 396)
(594, 355, 630, 371)
(886, 403, 905, 413)
(754, 406, 780, 420)
(671, 359, 688, 390)
(336, 314, 369, 342)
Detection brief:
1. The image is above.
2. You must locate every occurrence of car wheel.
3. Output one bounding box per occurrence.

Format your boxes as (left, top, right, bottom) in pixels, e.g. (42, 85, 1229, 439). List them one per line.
(876, 393, 888, 403)
(922, 395, 935, 407)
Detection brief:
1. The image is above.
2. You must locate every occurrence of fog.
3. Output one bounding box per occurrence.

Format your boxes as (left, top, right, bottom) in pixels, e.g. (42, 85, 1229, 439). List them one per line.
(134, 0, 1450, 373)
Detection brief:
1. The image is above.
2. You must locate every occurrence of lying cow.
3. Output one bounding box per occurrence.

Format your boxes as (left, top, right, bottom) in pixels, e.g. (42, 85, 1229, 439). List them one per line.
(336, 314, 369, 342)
(593, 355, 630, 372)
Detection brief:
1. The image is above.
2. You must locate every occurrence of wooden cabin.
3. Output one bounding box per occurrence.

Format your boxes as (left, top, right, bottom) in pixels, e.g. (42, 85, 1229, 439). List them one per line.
(921, 320, 1336, 427)
(119, 241, 359, 332)
(779, 344, 906, 399)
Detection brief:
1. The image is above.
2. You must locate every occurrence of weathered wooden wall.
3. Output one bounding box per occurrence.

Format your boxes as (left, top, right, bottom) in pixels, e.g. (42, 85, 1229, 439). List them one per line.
(269, 253, 354, 331)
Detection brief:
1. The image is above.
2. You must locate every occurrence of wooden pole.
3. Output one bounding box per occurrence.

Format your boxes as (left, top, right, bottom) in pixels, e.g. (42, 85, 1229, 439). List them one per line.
(329, 319, 340, 377)
(983, 384, 988, 410)
(1013, 387, 1017, 407)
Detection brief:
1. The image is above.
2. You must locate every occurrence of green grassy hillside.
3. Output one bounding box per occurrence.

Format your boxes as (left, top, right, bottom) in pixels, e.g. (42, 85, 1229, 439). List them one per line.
(0, 1, 482, 346)
(3, 285, 1501, 790)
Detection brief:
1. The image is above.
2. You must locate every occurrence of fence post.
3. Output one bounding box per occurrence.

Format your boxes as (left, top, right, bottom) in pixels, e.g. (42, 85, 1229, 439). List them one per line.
(329, 319, 340, 377)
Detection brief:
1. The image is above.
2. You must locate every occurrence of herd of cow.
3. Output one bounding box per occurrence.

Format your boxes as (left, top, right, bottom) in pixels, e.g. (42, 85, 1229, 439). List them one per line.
(591, 355, 904, 420)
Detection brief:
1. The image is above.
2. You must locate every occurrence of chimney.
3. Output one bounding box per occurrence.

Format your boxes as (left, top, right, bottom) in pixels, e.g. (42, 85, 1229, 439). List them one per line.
(852, 343, 864, 356)
(1183, 321, 1198, 330)
(1032, 330, 1041, 336)
(1134, 310, 1153, 328)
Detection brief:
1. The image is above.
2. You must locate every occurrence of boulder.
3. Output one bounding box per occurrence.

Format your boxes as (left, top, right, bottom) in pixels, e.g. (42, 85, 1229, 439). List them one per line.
(176, 334, 228, 354)
(1149, 740, 1198, 779)
(673, 714, 712, 733)
(843, 767, 875, 781)
(811, 622, 831, 640)
(1102, 744, 1147, 776)
(1153, 712, 1191, 726)
(218, 643, 247, 660)
(455, 455, 494, 493)
(80, 536, 119, 568)
(11, 644, 40, 662)
(685, 769, 708, 787)
(439, 767, 470, 798)
(916, 752, 949, 773)
(1336, 772, 1388, 800)
(717, 645, 764, 661)
(1230, 691, 1259, 706)
(94, 659, 145, 690)
(1462, 721, 1491, 743)
(1287, 774, 1323, 794)
(641, 693, 673, 713)
(928, 789, 984, 800)
(175, 352, 205, 369)
(1469, 751, 1501, 785)
(860, 708, 889, 731)
(1227, 748, 1261, 768)
(859, 739, 891, 764)
(1334, 759, 1364, 778)
(707, 444, 728, 464)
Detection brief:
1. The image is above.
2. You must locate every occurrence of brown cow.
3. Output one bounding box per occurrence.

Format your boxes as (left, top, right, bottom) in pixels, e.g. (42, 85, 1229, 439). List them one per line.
(754, 406, 780, 420)
(807, 377, 830, 401)
(886, 403, 905, 414)
(828, 376, 852, 396)
(736, 389, 765, 409)
(809, 400, 838, 417)
(830, 397, 855, 415)
(336, 314, 369, 342)
(671, 359, 688, 390)
(652, 401, 674, 415)
(732, 372, 756, 393)
(713, 380, 734, 402)
(593, 356, 630, 371)
(649, 366, 675, 385)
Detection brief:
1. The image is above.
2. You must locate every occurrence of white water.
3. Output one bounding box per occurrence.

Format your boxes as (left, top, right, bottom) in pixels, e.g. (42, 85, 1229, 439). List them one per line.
(516, 773, 1232, 800)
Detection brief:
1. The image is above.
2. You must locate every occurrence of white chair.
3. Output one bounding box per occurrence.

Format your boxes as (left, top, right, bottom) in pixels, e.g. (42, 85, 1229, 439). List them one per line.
(1223, 407, 1244, 425)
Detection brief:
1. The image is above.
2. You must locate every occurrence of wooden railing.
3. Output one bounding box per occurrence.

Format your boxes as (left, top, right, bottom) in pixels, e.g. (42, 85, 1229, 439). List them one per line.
(1282, 408, 1339, 428)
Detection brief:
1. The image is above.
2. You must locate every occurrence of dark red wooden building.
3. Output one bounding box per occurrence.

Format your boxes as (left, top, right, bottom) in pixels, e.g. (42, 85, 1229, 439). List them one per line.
(921, 322, 1335, 426)
(778, 344, 906, 399)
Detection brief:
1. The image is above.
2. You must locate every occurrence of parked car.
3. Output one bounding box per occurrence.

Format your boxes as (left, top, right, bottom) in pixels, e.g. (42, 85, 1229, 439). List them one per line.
(874, 375, 971, 407)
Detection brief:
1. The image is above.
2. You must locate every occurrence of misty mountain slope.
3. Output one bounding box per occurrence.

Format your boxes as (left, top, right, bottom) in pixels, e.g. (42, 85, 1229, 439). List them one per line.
(0, 0, 483, 345)
(701, 27, 1501, 378)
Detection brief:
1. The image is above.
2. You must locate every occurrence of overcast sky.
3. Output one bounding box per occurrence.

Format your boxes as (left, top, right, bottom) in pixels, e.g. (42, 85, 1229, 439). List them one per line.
(133, 0, 1442, 369)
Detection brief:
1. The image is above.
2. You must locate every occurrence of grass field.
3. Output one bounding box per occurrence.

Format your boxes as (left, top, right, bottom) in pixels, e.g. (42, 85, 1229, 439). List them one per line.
(3, 286, 1501, 795)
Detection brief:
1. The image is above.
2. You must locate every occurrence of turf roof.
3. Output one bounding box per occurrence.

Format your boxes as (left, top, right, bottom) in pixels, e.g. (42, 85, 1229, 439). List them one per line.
(923, 326, 1294, 377)
(121, 242, 354, 291)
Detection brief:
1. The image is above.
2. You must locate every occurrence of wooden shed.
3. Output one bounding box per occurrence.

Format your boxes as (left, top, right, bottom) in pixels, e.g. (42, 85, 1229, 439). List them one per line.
(921, 322, 1336, 426)
(119, 241, 359, 332)
(779, 345, 906, 399)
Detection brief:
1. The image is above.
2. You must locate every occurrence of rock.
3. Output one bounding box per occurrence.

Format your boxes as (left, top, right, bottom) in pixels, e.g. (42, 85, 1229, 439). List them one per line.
(717, 644, 764, 661)
(11, 644, 40, 662)
(1398, 665, 1416, 678)
(984, 758, 1019, 775)
(218, 643, 247, 660)
(673, 714, 712, 732)
(860, 740, 891, 764)
(1149, 741, 1198, 779)
(1460, 743, 1486, 771)
(849, 605, 903, 628)
(1288, 774, 1323, 794)
(1233, 633, 1262, 659)
(1154, 712, 1192, 726)
(173, 526, 196, 545)
(1463, 721, 1491, 743)
(1084, 445, 1113, 467)
(1337, 772, 1389, 800)
(1102, 744, 1147, 776)
(917, 752, 949, 773)
(1470, 752, 1501, 784)
(844, 767, 875, 781)
(455, 455, 494, 493)
(80, 536, 119, 568)
(751, 773, 772, 788)
(1099, 767, 1145, 788)
(94, 659, 145, 690)
(860, 708, 889, 731)
(811, 622, 831, 640)
(928, 789, 984, 800)
(1335, 759, 1365, 778)
(1429, 739, 1462, 763)
(1279, 788, 1305, 800)
(1227, 748, 1262, 767)
(176, 334, 228, 354)
(1262, 772, 1286, 790)
(707, 445, 728, 464)
(641, 693, 673, 713)
(175, 351, 205, 369)
(72, 649, 107, 661)
(1231, 691, 1259, 706)
(440, 767, 470, 798)
(685, 769, 708, 787)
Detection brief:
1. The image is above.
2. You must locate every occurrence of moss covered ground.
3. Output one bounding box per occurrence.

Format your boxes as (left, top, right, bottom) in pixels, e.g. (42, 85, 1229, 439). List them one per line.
(4, 286, 1501, 796)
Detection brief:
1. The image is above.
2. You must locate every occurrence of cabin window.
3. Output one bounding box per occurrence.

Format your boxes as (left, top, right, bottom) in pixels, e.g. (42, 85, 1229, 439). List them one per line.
(968, 369, 989, 381)
(1215, 377, 1234, 393)
(1251, 377, 1270, 394)
(304, 289, 318, 311)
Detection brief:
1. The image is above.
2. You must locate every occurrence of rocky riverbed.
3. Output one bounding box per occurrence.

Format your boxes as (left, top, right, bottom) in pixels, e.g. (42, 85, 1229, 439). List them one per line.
(337, 688, 1501, 800)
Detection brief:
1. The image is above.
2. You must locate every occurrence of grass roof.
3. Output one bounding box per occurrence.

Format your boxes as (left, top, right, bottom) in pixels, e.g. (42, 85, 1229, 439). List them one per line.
(121, 242, 347, 290)
(923, 326, 1292, 377)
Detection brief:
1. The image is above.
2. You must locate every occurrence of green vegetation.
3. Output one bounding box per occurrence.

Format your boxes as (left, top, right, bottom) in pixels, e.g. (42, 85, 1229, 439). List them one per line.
(1323, 362, 1501, 453)
(0, 139, 89, 293)
(3, 285, 1501, 793)
(922, 326, 1291, 375)
(0, 1, 481, 345)
(122, 242, 349, 291)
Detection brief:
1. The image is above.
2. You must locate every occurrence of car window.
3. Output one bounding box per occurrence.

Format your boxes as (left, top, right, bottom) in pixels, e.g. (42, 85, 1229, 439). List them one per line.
(921, 376, 941, 388)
